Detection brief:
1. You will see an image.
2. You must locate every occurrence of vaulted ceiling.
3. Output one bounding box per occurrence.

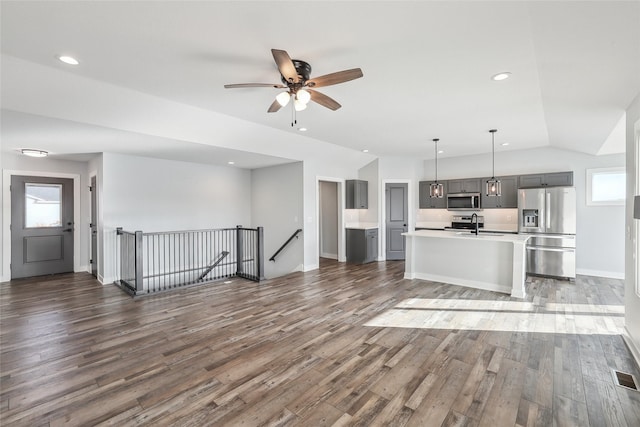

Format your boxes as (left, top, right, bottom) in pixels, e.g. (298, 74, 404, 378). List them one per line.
(1, 1, 639, 168)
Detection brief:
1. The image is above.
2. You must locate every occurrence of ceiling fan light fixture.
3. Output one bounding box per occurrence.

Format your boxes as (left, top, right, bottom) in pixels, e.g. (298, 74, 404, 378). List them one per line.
(294, 98, 307, 111)
(296, 89, 311, 104)
(276, 91, 291, 107)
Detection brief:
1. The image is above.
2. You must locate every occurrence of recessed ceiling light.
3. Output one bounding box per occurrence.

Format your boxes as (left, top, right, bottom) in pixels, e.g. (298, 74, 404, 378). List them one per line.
(501, 142, 510, 146)
(21, 149, 48, 158)
(438, 150, 444, 154)
(362, 149, 369, 153)
(298, 127, 307, 132)
(492, 72, 511, 81)
(58, 55, 79, 65)
(227, 161, 235, 165)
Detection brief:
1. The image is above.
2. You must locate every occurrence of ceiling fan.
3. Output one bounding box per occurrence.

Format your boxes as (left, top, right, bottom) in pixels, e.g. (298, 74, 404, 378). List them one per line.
(224, 49, 363, 113)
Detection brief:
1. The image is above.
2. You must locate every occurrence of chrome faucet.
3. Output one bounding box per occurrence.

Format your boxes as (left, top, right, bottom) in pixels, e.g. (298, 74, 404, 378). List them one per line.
(471, 213, 479, 235)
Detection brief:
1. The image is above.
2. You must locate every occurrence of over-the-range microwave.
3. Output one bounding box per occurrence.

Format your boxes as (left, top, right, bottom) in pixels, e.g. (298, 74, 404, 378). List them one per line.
(447, 192, 481, 210)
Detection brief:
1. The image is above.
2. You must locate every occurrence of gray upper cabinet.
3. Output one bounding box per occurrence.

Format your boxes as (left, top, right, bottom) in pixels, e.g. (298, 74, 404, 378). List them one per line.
(519, 172, 573, 188)
(346, 179, 368, 209)
(447, 178, 481, 194)
(419, 181, 447, 209)
(480, 176, 518, 208)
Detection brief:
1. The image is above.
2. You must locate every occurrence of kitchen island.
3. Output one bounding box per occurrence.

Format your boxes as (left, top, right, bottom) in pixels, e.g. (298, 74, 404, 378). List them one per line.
(403, 230, 531, 298)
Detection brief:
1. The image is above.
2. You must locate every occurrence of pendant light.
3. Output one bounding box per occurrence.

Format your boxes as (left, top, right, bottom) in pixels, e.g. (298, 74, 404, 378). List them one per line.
(429, 138, 444, 198)
(486, 129, 501, 197)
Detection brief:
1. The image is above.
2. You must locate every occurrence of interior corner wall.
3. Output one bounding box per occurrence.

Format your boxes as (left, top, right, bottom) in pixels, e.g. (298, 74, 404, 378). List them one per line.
(625, 93, 640, 362)
(358, 159, 379, 224)
(428, 147, 626, 278)
(100, 152, 252, 283)
(1, 152, 91, 282)
(251, 162, 304, 279)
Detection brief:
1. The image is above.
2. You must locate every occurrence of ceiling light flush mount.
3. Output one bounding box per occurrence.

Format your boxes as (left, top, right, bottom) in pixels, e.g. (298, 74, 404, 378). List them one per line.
(492, 72, 511, 81)
(58, 55, 79, 65)
(429, 138, 444, 198)
(21, 149, 48, 158)
(486, 129, 501, 197)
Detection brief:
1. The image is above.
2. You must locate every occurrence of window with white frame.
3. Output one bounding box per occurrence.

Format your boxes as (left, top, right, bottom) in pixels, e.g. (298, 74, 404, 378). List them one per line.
(586, 167, 625, 206)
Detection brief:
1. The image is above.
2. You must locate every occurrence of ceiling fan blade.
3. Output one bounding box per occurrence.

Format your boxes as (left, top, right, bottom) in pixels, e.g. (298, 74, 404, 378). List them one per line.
(306, 68, 363, 88)
(308, 89, 341, 111)
(271, 49, 299, 84)
(224, 83, 286, 89)
(267, 99, 282, 113)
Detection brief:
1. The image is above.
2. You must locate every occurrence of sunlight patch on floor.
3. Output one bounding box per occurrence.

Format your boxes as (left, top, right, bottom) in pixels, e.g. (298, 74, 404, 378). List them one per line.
(364, 298, 625, 335)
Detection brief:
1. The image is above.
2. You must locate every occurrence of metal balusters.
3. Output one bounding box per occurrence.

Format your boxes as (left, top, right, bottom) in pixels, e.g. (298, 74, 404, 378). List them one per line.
(115, 226, 265, 296)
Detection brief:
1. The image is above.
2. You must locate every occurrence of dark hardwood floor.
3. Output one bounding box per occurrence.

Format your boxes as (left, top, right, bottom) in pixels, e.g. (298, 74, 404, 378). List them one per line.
(1, 259, 639, 426)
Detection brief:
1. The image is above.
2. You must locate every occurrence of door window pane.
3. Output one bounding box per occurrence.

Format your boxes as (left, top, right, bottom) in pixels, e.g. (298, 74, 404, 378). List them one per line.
(25, 183, 62, 227)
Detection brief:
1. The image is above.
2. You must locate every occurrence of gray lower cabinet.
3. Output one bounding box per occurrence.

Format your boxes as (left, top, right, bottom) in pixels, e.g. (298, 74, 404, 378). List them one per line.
(519, 172, 573, 188)
(346, 228, 378, 264)
(419, 181, 447, 209)
(447, 178, 481, 194)
(481, 176, 518, 208)
(346, 180, 368, 209)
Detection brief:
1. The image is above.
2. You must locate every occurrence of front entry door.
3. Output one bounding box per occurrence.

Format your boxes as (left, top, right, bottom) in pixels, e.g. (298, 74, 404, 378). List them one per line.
(11, 175, 74, 279)
(385, 183, 408, 260)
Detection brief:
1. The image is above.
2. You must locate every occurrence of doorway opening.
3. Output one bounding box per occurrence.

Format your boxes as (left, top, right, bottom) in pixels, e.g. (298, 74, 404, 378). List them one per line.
(319, 181, 339, 260)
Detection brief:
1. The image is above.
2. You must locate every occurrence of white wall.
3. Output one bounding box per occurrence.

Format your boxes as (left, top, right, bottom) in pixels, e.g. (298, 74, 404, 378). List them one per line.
(425, 147, 626, 278)
(100, 152, 252, 283)
(251, 162, 304, 278)
(358, 159, 379, 225)
(625, 94, 640, 365)
(1, 152, 91, 282)
(319, 181, 338, 259)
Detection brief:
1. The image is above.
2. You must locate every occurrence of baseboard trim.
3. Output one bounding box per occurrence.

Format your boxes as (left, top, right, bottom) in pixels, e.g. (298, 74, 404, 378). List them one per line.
(303, 264, 319, 272)
(320, 252, 338, 260)
(405, 271, 511, 295)
(623, 326, 640, 370)
(576, 268, 624, 279)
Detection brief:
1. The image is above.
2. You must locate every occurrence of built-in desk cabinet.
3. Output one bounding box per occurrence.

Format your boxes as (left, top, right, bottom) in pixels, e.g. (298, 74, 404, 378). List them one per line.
(346, 228, 378, 264)
(346, 180, 368, 209)
(519, 172, 573, 188)
(447, 178, 482, 194)
(481, 176, 518, 208)
(419, 181, 447, 209)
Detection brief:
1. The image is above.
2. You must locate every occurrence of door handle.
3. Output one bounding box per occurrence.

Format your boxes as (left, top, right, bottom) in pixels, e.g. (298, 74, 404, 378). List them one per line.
(63, 228, 73, 232)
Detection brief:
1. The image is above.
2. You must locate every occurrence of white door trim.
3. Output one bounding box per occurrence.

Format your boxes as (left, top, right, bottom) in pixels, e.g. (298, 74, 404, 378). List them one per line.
(316, 176, 346, 266)
(2, 169, 81, 282)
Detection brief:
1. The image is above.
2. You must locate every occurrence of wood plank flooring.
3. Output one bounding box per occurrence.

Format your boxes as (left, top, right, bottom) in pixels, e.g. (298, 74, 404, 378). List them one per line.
(1, 259, 639, 426)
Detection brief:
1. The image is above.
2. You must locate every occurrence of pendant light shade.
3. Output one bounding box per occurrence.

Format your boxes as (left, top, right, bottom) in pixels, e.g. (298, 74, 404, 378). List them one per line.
(485, 129, 501, 197)
(429, 138, 444, 198)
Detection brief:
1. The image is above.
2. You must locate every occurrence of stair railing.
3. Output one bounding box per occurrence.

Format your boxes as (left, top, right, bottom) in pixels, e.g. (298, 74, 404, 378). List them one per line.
(269, 229, 303, 262)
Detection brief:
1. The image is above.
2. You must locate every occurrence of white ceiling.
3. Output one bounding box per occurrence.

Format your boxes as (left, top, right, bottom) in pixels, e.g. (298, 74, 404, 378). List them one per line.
(1, 1, 639, 167)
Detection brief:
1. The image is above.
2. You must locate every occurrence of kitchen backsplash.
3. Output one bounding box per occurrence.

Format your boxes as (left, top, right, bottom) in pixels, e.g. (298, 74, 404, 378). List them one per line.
(416, 208, 518, 232)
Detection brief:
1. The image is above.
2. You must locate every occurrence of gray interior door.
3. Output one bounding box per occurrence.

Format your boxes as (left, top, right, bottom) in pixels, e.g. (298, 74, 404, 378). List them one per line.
(11, 175, 74, 279)
(90, 175, 98, 277)
(385, 183, 408, 260)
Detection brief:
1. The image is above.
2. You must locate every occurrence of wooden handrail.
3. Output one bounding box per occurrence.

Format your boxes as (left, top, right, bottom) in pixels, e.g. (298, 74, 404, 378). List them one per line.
(269, 229, 302, 262)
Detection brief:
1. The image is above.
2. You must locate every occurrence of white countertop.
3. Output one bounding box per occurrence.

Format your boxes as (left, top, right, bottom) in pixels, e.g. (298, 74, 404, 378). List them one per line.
(345, 223, 379, 230)
(404, 229, 530, 244)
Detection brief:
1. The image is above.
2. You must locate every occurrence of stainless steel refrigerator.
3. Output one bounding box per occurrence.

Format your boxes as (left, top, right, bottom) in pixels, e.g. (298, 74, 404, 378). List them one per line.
(518, 187, 576, 279)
